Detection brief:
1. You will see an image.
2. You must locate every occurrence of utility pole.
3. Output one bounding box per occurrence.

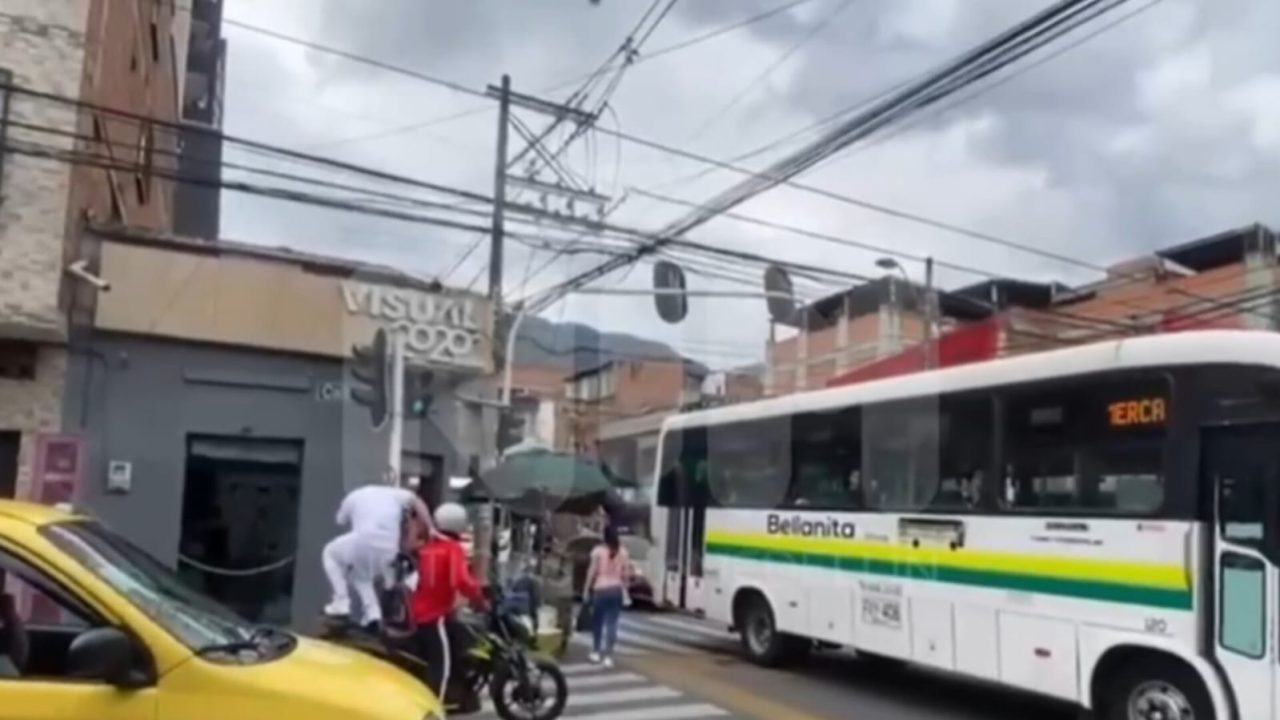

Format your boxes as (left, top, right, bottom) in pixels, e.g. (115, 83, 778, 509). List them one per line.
(488, 74, 512, 307)
(924, 256, 937, 369)
(387, 332, 407, 485)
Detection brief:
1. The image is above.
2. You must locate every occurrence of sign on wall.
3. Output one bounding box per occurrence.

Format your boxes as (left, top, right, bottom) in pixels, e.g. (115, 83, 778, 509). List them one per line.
(341, 281, 493, 373)
(30, 433, 83, 506)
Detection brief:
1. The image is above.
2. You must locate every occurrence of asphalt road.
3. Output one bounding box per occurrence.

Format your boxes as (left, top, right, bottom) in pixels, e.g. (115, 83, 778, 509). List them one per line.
(568, 611, 1088, 720)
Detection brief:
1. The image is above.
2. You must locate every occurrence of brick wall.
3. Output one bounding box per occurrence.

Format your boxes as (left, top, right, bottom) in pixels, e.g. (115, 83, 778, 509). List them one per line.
(0, 1, 90, 339)
(0, 347, 66, 496)
(0, 0, 180, 496)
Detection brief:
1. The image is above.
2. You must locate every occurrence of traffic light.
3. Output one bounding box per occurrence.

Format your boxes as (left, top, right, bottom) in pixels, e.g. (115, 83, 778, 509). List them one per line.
(350, 328, 389, 429)
(404, 369, 434, 419)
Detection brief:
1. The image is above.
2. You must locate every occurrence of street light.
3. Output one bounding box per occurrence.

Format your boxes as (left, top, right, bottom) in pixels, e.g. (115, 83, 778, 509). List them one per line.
(876, 256, 937, 369)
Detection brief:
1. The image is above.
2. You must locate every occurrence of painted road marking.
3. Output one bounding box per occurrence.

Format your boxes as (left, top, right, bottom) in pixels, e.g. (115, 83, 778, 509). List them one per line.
(628, 614, 734, 641)
(569, 685, 684, 707)
(613, 628, 696, 654)
(565, 703, 730, 720)
(570, 671, 647, 688)
(476, 664, 739, 720)
(571, 630, 650, 655)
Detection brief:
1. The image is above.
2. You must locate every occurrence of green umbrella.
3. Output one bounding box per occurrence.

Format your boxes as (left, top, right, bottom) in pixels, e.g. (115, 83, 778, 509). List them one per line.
(480, 448, 623, 517)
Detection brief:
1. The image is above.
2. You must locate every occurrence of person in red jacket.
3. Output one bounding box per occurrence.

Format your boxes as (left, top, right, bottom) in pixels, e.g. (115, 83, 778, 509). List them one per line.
(410, 502, 487, 703)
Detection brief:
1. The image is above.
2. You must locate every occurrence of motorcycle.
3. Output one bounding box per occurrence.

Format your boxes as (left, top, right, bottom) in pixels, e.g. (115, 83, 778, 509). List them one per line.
(321, 556, 568, 720)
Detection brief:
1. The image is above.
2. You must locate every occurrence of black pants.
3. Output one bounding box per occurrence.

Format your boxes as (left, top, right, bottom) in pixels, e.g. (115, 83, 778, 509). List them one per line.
(415, 619, 454, 701)
(415, 619, 472, 704)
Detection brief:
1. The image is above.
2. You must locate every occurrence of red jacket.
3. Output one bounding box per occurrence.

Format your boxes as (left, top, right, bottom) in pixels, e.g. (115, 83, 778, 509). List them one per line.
(410, 536, 485, 624)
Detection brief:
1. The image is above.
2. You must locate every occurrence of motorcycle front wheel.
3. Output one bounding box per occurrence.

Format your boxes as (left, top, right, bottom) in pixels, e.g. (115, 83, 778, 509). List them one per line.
(490, 658, 568, 720)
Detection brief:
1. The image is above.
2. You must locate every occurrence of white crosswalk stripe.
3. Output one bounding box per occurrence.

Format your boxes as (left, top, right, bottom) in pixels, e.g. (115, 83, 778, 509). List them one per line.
(577, 611, 736, 657)
(472, 663, 732, 720)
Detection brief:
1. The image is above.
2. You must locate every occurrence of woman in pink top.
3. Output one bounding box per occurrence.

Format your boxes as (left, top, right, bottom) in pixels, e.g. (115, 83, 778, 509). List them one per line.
(584, 525, 631, 666)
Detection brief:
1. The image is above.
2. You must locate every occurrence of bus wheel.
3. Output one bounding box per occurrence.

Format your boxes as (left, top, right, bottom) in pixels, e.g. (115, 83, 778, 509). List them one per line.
(737, 595, 800, 666)
(1102, 656, 1214, 720)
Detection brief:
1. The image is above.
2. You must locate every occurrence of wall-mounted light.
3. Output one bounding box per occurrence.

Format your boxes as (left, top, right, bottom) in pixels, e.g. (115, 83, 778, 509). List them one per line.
(66, 259, 111, 292)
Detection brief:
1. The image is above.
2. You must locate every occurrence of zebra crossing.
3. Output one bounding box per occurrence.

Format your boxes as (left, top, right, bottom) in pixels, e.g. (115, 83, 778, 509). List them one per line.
(569, 610, 739, 657)
(474, 660, 733, 720)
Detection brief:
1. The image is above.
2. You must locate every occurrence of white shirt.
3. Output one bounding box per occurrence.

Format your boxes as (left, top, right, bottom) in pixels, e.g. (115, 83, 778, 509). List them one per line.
(336, 485, 415, 544)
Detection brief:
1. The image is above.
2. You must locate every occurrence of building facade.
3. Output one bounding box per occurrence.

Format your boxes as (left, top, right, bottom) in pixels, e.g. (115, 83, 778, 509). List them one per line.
(560, 358, 703, 453)
(61, 227, 496, 627)
(823, 224, 1280, 389)
(172, 0, 224, 240)
(0, 0, 184, 500)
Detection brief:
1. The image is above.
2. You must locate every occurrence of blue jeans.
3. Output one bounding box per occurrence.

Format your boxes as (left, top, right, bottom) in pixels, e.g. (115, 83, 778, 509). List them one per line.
(591, 587, 624, 656)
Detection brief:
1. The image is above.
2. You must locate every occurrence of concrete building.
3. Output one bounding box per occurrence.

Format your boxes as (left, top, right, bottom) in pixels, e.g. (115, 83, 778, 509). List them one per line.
(61, 226, 496, 627)
(172, 0, 224, 240)
(822, 224, 1280, 389)
(0, 0, 184, 501)
(560, 358, 704, 454)
(765, 275, 1016, 395)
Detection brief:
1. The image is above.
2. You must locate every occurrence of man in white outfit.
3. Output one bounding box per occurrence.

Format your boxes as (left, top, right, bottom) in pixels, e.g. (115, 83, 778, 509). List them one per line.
(323, 478, 435, 630)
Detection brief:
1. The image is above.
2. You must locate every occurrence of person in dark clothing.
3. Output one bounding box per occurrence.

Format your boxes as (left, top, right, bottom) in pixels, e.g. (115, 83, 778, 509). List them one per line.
(410, 503, 487, 705)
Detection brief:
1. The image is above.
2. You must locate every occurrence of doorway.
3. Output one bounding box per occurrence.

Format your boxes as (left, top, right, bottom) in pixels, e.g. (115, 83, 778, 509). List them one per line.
(179, 436, 303, 625)
(0, 432, 18, 499)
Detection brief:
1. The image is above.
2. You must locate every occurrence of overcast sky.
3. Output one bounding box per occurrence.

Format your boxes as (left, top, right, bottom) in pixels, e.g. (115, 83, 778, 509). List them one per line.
(217, 0, 1280, 369)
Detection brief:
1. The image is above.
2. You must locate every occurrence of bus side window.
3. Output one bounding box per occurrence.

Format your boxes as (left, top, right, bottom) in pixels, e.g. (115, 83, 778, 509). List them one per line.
(789, 407, 861, 510)
(1000, 373, 1169, 516)
(864, 396, 941, 511)
(931, 393, 995, 511)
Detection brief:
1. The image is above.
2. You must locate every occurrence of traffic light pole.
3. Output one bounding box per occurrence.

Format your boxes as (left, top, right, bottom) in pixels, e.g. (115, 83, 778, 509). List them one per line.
(388, 331, 407, 484)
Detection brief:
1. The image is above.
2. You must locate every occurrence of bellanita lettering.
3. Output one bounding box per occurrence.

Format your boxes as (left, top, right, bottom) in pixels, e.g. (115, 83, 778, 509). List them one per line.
(766, 513, 856, 539)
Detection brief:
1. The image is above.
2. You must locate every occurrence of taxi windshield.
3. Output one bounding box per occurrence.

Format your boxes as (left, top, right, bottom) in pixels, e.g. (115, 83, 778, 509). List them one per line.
(41, 520, 255, 651)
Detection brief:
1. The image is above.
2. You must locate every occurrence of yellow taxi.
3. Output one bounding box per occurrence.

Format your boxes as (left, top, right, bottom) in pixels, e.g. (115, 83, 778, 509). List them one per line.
(0, 500, 443, 720)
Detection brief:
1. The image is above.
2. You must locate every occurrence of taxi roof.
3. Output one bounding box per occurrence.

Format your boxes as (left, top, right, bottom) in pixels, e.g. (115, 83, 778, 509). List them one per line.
(0, 499, 80, 526)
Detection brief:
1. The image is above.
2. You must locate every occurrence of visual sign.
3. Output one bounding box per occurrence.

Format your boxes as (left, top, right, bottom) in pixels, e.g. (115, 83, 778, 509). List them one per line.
(342, 281, 492, 372)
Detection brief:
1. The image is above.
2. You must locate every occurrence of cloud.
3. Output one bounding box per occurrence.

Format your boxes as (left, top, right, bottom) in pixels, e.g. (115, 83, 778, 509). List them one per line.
(219, 0, 1280, 367)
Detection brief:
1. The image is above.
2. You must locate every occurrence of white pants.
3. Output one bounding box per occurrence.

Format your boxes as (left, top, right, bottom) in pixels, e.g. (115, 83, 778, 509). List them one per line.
(323, 532, 397, 625)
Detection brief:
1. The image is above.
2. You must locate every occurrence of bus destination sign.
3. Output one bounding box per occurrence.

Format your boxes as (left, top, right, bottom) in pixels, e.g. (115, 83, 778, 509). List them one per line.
(1108, 396, 1167, 428)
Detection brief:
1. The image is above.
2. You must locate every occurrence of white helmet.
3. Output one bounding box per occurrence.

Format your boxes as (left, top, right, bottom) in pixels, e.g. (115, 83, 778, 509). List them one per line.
(433, 503, 469, 536)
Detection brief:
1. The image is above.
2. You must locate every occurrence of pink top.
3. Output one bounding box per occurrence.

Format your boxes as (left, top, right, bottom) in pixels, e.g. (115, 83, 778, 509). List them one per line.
(588, 545, 631, 591)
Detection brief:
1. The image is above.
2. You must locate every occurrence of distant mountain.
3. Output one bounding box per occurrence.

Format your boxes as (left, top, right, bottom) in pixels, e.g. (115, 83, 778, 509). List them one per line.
(512, 316, 706, 375)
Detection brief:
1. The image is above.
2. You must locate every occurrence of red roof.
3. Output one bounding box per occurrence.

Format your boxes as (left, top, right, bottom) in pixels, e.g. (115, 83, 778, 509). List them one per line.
(826, 318, 1001, 388)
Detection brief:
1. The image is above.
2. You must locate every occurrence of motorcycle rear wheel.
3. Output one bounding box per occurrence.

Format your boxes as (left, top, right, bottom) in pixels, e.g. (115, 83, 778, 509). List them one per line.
(490, 658, 568, 720)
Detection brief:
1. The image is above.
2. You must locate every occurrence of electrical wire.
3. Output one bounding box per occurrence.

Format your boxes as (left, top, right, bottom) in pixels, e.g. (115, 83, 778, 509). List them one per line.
(684, 0, 857, 142)
(223, 18, 487, 100)
(541, 0, 1141, 306)
(310, 0, 818, 153)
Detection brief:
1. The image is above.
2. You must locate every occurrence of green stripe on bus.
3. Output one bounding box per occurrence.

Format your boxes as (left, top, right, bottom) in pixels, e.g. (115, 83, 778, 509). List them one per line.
(705, 541, 1193, 611)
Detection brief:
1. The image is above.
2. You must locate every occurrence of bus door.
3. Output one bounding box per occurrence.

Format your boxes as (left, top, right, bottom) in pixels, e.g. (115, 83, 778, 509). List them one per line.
(660, 467, 707, 613)
(1204, 424, 1278, 720)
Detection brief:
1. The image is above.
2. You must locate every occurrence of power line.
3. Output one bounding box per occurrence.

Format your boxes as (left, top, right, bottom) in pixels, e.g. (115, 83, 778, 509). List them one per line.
(4, 88, 860, 300)
(308, 0, 818, 153)
(642, 0, 1165, 195)
(1, 81, 497, 206)
(222, 18, 489, 100)
(684, 0, 857, 142)
(541, 0, 1140, 306)
(839, 0, 1170, 160)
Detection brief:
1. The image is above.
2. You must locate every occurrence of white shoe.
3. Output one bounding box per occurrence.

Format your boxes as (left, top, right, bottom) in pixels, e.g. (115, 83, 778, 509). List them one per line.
(603, 657, 615, 669)
(588, 652, 601, 663)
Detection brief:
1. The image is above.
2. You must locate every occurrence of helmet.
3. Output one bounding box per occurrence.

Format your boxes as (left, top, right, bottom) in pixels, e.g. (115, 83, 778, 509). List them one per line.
(433, 503, 469, 536)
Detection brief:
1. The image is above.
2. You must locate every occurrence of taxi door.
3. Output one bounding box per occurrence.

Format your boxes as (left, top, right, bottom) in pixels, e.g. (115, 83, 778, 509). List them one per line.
(0, 541, 157, 720)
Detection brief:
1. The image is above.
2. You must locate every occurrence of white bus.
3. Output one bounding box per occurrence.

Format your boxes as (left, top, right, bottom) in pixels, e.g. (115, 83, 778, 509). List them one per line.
(649, 330, 1280, 720)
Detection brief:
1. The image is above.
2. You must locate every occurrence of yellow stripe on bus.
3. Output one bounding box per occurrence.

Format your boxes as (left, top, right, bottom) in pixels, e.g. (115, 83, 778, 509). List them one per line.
(704, 530, 1188, 591)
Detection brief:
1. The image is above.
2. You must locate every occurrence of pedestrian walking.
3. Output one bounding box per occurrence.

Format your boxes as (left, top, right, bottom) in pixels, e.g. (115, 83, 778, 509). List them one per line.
(583, 524, 631, 667)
